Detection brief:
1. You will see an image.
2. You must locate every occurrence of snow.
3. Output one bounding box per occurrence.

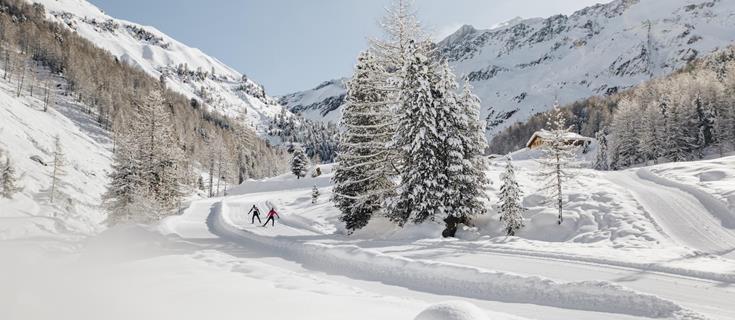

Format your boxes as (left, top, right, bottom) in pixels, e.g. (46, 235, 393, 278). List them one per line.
(33, 0, 287, 135)
(3, 2, 735, 319)
(415, 301, 488, 320)
(3, 61, 734, 317)
(278, 78, 347, 123)
(0, 71, 109, 240)
(160, 150, 735, 319)
(607, 169, 735, 256)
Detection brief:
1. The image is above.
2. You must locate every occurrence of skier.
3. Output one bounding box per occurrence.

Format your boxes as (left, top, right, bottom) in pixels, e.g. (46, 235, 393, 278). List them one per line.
(262, 207, 280, 227)
(247, 205, 262, 224)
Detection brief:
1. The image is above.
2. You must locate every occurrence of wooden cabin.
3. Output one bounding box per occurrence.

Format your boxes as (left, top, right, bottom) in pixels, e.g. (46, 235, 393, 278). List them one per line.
(526, 130, 593, 150)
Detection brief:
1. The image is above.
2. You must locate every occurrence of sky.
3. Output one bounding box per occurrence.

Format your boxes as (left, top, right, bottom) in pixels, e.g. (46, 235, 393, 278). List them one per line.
(88, 0, 605, 96)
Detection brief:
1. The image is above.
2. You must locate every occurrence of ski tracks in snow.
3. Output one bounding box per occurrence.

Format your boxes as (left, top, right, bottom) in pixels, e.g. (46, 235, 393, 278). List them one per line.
(605, 169, 735, 258)
(193, 200, 706, 320)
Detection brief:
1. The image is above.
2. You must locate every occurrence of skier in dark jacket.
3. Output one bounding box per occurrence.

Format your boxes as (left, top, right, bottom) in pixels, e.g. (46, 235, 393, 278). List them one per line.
(262, 208, 280, 227)
(247, 205, 262, 224)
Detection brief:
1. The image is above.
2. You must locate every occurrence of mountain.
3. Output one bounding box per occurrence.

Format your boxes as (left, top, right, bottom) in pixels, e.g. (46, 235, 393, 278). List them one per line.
(280, 0, 735, 137)
(34, 0, 286, 135)
(278, 78, 347, 123)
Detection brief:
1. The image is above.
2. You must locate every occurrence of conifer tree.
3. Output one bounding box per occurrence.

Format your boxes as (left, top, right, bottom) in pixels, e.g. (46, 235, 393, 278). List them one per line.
(50, 135, 66, 203)
(291, 147, 309, 179)
(104, 88, 184, 224)
(499, 157, 524, 236)
(390, 40, 445, 225)
(440, 72, 488, 226)
(1, 156, 21, 199)
(664, 99, 697, 162)
(369, 0, 426, 179)
(312, 185, 320, 204)
(333, 51, 395, 232)
(138, 89, 185, 213)
(610, 99, 641, 169)
(638, 105, 664, 164)
(536, 103, 578, 225)
(594, 129, 609, 171)
(713, 104, 735, 155)
(104, 131, 147, 224)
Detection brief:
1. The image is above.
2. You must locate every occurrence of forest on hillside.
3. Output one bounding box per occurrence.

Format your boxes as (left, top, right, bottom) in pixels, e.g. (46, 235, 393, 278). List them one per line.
(489, 47, 735, 170)
(0, 0, 290, 222)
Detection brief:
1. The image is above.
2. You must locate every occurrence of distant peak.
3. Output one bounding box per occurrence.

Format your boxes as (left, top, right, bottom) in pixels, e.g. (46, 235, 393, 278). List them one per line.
(492, 16, 524, 29)
(440, 24, 478, 45)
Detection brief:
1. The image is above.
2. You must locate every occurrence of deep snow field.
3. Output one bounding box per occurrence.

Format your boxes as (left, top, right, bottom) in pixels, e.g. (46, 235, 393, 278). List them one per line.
(2, 68, 735, 319)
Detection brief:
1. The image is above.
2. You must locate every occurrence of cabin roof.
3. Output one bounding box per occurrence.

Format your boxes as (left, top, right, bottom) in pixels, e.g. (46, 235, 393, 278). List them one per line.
(526, 130, 593, 148)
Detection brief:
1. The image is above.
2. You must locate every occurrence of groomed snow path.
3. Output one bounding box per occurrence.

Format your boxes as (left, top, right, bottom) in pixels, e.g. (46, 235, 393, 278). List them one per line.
(606, 169, 735, 258)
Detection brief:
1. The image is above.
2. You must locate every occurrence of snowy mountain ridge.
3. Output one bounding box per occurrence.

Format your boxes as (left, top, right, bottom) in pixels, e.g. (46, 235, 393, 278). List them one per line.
(280, 0, 735, 139)
(277, 78, 347, 123)
(33, 0, 286, 135)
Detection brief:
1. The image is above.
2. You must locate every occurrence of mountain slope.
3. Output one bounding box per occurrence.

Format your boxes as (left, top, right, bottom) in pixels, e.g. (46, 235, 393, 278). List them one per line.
(281, 0, 735, 137)
(277, 78, 347, 123)
(33, 0, 286, 135)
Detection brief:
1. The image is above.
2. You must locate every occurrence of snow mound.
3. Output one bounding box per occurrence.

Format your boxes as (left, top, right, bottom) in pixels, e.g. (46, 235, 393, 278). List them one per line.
(415, 301, 488, 320)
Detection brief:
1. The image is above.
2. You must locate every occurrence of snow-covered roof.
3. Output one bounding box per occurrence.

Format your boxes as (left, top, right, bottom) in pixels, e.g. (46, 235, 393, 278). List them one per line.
(526, 130, 593, 148)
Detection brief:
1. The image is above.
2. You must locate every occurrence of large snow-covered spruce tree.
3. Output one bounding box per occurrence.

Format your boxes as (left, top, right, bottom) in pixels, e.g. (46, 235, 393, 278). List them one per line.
(390, 40, 446, 225)
(446, 78, 489, 220)
(437, 68, 489, 234)
(536, 103, 578, 225)
(332, 51, 396, 232)
(499, 157, 524, 236)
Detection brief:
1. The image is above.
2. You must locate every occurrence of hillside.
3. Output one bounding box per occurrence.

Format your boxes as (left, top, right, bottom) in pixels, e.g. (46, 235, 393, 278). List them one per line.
(280, 0, 735, 138)
(33, 0, 286, 134)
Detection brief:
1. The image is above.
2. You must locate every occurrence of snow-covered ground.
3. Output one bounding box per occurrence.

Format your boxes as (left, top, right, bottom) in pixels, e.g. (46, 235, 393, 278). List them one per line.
(0, 70, 110, 240)
(156, 154, 735, 320)
(1, 59, 733, 319)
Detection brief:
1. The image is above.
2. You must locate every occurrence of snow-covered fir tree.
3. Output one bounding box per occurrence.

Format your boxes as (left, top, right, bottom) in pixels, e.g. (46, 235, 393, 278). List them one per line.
(713, 103, 735, 155)
(104, 131, 145, 224)
(638, 105, 664, 164)
(594, 129, 609, 170)
(49, 135, 66, 203)
(291, 147, 309, 179)
(332, 51, 396, 232)
(104, 88, 185, 224)
(664, 95, 698, 162)
(439, 70, 488, 227)
(499, 157, 524, 236)
(370, 0, 424, 82)
(1, 155, 21, 199)
(456, 79, 489, 212)
(609, 99, 640, 169)
(138, 89, 185, 213)
(369, 0, 426, 176)
(536, 103, 578, 225)
(312, 185, 320, 204)
(390, 40, 446, 225)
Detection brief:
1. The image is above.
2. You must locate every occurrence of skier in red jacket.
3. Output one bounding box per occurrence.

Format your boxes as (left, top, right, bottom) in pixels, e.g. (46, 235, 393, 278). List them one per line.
(262, 208, 280, 227)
